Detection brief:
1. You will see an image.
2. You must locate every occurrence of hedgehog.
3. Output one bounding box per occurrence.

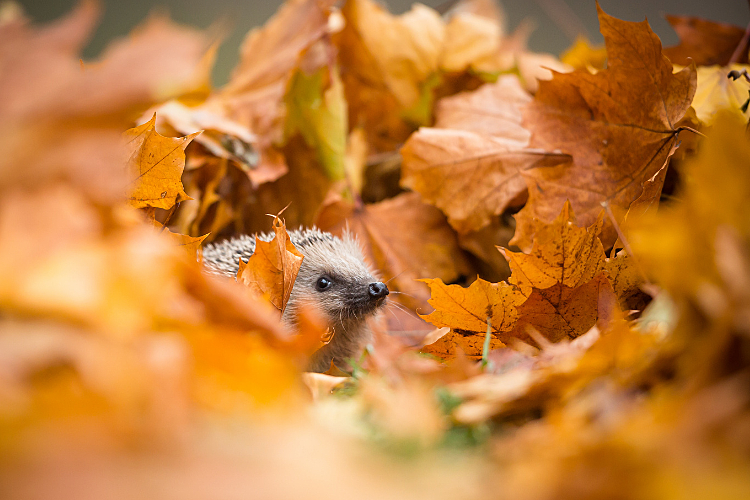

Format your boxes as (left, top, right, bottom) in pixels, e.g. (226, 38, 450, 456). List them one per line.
(202, 228, 389, 372)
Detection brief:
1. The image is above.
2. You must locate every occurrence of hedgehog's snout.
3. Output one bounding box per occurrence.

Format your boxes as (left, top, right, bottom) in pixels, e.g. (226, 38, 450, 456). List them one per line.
(368, 282, 389, 300)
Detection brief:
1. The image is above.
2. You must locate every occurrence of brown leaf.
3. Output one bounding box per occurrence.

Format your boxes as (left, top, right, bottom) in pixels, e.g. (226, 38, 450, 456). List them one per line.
(401, 76, 568, 233)
(237, 217, 304, 314)
(513, 4, 696, 250)
(125, 114, 199, 210)
(498, 203, 617, 344)
(613, 163, 668, 251)
(433, 74, 531, 137)
(663, 15, 747, 66)
(509, 273, 617, 344)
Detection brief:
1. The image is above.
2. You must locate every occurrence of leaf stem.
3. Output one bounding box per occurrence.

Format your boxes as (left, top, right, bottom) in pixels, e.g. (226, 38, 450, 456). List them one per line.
(677, 126, 707, 138)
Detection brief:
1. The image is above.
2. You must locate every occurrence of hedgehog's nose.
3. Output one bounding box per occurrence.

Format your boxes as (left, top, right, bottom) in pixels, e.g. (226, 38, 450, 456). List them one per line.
(368, 282, 389, 299)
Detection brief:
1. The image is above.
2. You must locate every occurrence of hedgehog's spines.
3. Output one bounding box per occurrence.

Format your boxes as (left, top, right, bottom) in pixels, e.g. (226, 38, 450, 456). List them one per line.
(201, 227, 339, 278)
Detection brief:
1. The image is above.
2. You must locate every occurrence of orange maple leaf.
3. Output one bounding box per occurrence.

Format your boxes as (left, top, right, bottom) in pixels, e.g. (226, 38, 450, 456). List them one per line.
(236, 216, 304, 314)
(421, 203, 620, 357)
(420, 277, 525, 351)
(125, 114, 199, 210)
(501, 201, 606, 296)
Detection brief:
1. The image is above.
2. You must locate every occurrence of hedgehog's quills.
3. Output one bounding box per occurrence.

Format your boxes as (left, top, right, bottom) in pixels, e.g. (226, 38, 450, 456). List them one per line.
(202, 228, 389, 372)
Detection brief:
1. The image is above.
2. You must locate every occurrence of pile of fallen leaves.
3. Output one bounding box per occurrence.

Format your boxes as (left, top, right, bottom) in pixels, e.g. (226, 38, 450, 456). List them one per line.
(2, 0, 750, 498)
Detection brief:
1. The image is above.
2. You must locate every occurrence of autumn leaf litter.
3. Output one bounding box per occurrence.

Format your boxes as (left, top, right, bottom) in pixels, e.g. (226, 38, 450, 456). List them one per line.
(2, 0, 750, 499)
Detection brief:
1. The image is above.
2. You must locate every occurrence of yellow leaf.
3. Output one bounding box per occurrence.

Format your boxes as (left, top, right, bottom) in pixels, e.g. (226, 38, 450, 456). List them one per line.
(691, 64, 750, 125)
(420, 277, 525, 341)
(125, 114, 200, 210)
(629, 111, 750, 317)
(560, 36, 607, 71)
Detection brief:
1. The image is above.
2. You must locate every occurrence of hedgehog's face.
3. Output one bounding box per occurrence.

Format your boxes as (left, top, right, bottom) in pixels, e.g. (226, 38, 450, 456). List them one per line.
(288, 235, 389, 325)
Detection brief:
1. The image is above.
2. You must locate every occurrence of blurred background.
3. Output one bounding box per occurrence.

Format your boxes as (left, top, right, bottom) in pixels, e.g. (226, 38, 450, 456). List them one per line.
(17, 0, 750, 85)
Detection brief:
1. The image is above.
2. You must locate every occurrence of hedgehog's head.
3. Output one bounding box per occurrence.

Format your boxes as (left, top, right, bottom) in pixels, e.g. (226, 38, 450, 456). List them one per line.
(283, 229, 388, 328)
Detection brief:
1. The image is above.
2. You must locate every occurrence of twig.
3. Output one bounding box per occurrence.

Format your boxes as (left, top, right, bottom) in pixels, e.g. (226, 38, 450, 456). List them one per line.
(160, 203, 178, 232)
(533, 0, 590, 43)
(729, 19, 750, 64)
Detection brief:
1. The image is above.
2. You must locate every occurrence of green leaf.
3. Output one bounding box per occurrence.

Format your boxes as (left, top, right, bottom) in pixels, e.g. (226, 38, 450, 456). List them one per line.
(285, 66, 347, 180)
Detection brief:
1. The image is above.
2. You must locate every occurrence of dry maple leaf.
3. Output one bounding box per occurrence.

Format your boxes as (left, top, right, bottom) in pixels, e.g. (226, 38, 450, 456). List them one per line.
(422, 202, 620, 355)
(613, 164, 668, 251)
(316, 191, 473, 310)
(500, 203, 618, 344)
(508, 273, 617, 344)
(236, 216, 304, 314)
(513, 4, 697, 250)
(125, 114, 199, 210)
(501, 201, 606, 297)
(663, 15, 747, 67)
(420, 277, 525, 344)
(401, 75, 569, 233)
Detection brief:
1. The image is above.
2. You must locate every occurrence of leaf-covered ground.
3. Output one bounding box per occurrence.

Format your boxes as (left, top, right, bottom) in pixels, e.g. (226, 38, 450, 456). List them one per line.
(2, 1, 750, 499)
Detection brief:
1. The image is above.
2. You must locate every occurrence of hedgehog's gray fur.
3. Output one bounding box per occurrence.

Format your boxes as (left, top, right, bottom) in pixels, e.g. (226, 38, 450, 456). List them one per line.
(202, 228, 387, 372)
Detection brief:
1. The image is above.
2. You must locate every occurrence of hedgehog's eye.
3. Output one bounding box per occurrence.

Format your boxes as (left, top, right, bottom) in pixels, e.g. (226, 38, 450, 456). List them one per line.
(315, 275, 333, 292)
